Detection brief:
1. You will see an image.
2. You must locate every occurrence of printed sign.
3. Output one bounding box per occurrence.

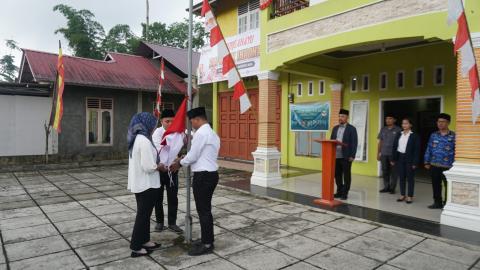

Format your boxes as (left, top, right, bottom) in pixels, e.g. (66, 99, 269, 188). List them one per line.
(290, 102, 330, 131)
(197, 30, 260, 85)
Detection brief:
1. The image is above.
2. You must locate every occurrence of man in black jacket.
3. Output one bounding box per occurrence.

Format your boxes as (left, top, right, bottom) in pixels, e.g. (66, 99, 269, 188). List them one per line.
(330, 109, 358, 200)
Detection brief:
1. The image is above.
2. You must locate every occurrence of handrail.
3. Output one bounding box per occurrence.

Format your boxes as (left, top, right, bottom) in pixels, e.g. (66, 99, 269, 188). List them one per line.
(271, 0, 309, 18)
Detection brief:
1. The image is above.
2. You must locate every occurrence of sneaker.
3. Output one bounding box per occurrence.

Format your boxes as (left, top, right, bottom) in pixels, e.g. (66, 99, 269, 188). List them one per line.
(154, 223, 164, 232)
(168, 224, 184, 233)
(188, 244, 214, 256)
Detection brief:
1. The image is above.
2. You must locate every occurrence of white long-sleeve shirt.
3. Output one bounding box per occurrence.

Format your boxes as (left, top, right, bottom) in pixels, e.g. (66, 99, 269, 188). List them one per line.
(127, 135, 160, 193)
(397, 131, 412, 154)
(152, 126, 185, 166)
(180, 123, 220, 172)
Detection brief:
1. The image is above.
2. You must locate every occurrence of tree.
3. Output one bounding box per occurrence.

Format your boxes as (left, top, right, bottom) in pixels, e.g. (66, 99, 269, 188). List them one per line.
(143, 19, 207, 50)
(0, 39, 20, 82)
(53, 4, 105, 59)
(102, 24, 140, 54)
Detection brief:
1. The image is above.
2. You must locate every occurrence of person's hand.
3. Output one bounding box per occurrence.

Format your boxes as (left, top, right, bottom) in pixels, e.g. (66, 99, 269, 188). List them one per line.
(170, 161, 180, 172)
(377, 153, 381, 161)
(157, 163, 167, 172)
(390, 161, 395, 166)
(412, 165, 417, 169)
(424, 164, 431, 170)
(348, 157, 355, 162)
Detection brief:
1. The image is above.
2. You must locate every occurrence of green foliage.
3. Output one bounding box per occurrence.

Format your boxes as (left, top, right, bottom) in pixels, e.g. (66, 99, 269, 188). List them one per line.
(102, 24, 140, 54)
(53, 4, 105, 59)
(0, 39, 20, 82)
(143, 19, 207, 50)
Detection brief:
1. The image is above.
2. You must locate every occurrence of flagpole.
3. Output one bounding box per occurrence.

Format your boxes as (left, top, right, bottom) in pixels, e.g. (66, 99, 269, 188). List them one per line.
(184, 0, 194, 244)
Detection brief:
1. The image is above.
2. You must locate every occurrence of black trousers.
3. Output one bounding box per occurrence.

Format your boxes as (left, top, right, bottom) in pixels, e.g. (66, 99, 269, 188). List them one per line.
(155, 171, 179, 225)
(130, 188, 158, 251)
(335, 158, 352, 195)
(193, 171, 219, 245)
(396, 154, 415, 197)
(431, 166, 448, 205)
(381, 155, 397, 191)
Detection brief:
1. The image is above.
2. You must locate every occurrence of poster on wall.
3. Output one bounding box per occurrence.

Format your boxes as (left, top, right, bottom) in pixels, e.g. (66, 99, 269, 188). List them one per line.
(290, 102, 330, 131)
(350, 100, 369, 161)
(197, 29, 260, 85)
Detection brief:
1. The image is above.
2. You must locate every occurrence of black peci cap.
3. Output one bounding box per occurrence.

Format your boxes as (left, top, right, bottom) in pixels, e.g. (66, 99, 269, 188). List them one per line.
(187, 107, 207, 119)
(339, 109, 349, 116)
(160, 109, 175, 119)
(437, 113, 451, 122)
(385, 112, 396, 118)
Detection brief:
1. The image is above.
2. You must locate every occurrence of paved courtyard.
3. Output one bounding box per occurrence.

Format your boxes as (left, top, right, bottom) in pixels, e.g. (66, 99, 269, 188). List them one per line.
(0, 165, 479, 270)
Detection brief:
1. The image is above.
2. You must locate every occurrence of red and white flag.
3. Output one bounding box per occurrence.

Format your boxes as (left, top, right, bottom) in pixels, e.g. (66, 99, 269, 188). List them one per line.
(260, 0, 273, 10)
(448, 0, 480, 123)
(201, 0, 252, 114)
(154, 58, 165, 118)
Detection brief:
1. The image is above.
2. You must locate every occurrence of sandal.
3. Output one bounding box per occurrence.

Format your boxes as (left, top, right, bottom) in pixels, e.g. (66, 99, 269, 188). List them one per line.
(396, 196, 405, 202)
(131, 248, 152, 258)
(406, 197, 413, 204)
(142, 242, 161, 251)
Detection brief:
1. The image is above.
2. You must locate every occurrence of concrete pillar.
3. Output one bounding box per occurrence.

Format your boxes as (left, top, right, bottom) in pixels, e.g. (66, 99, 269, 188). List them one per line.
(441, 44, 480, 232)
(251, 71, 282, 187)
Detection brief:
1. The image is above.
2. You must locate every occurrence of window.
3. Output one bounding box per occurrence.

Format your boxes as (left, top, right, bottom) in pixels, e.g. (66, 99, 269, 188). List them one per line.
(86, 98, 113, 146)
(379, 72, 388, 91)
(238, 0, 259, 33)
(308, 81, 314, 96)
(415, 68, 424, 87)
(297, 83, 303, 96)
(362, 75, 370, 92)
(396, 71, 405, 89)
(350, 76, 358, 92)
(434, 66, 445, 86)
(295, 132, 327, 157)
(152, 102, 174, 111)
(319, 80, 325, 95)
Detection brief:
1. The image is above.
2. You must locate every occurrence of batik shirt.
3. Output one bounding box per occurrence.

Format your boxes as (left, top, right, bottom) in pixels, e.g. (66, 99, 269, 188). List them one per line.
(424, 131, 456, 168)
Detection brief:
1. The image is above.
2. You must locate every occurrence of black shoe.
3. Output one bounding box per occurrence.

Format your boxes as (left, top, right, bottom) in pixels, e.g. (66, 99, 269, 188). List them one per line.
(340, 194, 348, 200)
(379, 188, 389, 193)
(168, 224, 184, 234)
(191, 239, 202, 246)
(131, 248, 152, 258)
(142, 242, 161, 251)
(188, 244, 214, 256)
(428, 203, 443, 209)
(334, 193, 343, 198)
(155, 223, 165, 232)
(389, 189, 396, 194)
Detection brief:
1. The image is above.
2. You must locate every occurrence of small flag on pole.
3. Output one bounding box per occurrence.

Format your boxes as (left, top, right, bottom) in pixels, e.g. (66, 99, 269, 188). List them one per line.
(201, 0, 252, 114)
(51, 41, 65, 133)
(154, 58, 165, 118)
(448, 0, 480, 123)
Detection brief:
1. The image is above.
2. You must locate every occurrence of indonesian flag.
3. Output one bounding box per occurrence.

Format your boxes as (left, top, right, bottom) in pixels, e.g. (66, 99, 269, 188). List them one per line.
(154, 58, 165, 118)
(51, 41, 65, 133)
(158, 97, 187, 167)
(260, 0, 273, 10)
(201, 0, 252, 114)
(448, 0, 480, 123)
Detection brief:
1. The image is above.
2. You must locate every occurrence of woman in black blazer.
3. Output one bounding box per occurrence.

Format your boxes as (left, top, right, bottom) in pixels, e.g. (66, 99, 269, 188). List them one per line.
(391, 118, 420, 204)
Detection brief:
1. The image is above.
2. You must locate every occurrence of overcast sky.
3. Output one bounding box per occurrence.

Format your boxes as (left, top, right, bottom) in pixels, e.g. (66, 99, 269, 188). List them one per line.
(0, 0, 201, 67)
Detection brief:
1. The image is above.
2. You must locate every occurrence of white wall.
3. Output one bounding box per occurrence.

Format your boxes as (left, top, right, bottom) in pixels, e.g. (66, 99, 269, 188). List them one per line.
(0, 95, 58, 156)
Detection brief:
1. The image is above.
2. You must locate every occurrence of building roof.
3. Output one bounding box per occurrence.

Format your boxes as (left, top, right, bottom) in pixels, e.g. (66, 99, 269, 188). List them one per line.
(19, 49, 187, 94)
(137, 42, 200, 77)
(0, 82, 51, 97)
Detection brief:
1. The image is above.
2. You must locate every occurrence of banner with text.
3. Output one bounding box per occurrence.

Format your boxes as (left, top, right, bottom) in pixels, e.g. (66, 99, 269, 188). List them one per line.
(197, 30, 260, 85)
(290, 102, 330, 132)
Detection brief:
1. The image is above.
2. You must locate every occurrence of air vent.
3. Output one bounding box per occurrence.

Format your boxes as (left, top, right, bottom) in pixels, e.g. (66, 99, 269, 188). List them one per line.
(238, 2, 248, 15)
(101, 99, 113, 110)
(87, 98, 100, 109)
(249, 0, 259, 11)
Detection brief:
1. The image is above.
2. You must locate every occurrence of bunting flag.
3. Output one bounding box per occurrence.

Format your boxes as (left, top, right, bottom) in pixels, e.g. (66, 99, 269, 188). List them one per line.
(201, 0, 252, 113)
(154, 58, 165, 118)
(448, 0, 480, 123)
(161, 97, 187, 146)
(52, 41, 65, 133)
(260, 0, 273, 10)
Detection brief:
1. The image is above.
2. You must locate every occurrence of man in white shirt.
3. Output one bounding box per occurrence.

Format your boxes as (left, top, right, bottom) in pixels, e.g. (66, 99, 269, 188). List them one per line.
(152, 109, 184, 234)
(170, 107, 220, 256)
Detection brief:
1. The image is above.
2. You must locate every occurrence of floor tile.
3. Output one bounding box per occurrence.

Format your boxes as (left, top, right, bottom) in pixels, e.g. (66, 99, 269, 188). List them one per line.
(265, 234, 330, 259)
(2, 223, 58, 244)
(5, 235, 70, 262)
(9, 250, 83, 270)
(306, 247, 381, 270)
(75, 239, 131, 267)
(226, 245, 298, 270)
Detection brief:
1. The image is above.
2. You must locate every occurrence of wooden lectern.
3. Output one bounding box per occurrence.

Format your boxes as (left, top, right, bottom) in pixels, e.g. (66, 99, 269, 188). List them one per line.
(313, 139, 343, 207)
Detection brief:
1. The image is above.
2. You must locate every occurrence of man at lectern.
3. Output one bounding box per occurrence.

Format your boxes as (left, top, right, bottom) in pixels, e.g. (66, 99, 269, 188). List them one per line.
(330, 109, 358, 200)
